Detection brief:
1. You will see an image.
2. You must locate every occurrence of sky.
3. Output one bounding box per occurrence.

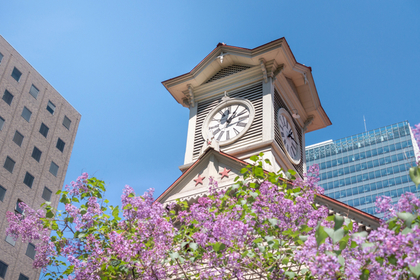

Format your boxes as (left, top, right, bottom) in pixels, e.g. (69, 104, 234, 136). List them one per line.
(0, 1, 419, 207)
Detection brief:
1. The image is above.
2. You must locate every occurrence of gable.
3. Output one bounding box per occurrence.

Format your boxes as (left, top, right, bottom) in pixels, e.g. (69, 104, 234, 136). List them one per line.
(204, 65, 251, 84)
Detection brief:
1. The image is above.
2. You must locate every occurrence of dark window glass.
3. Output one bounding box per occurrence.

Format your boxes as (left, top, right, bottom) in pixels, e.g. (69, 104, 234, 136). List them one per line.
(39, 123, 49, 137)
(367, 161, 373, 168)
(381, 169, 387, 177)
(350, 165, 355, 173)
(397, 188, 404, 197)
(348, 200, 354, 207)
(389, 144, 395, 151)
(331, 160, 337, 167)
(63, 115, 71, 130)
(15, 200, 23, 214)
(393, 166, 400, 174)
(42, 187, 52, 201)
(0, 52, 3, 63)
(2, 90, 13, 105)
(26, 243, 36, 259)
(359, 152, 365, 159)
(11, 67, 22, 82)
(387, 167, 393, 175)
(334, 180, 339, 188)
(345, 178, 351, 185)
(346, 189, 352, 197)
(389, 178, 395, 186)
(340, 190, 346, 198)
(343, 157, 348, 164)
(379, 158, 385, 165)
(4, 156, 15, 173)
(0, 116, 4, 130)
(391, 155, 397, 162)
(0, 260, 8, 278)
(320, 162, 326, 169)
(365, 196, 372, 204)
(395, 177, 402, 185)
(411, 185, 417, 193)
(375, 170, 381, 178)
(377, 181, 383, 189)
(402, 175, 408, 183)
(326, 161, 332, 168)
(357, 175, 363, 182)
(352, 187, 358, 195)
(369, 172, 375, 180)
(339, 179, 345, 186)
(0, 185, 5, 201)
(370, 183, 376, 191)
(384, 156, 391, 164)
(353, 198, 360, 207)
(355, 164, 361, 171)
(321, 173, 326, 180)
(29, 84, 39, 99)
(18, 273, 29, 280)
(402, 141, 408, 148)
(56, 138, 65, 152)
(360, 196, 366, 205)
(344, 167, 349, 174)
(21, 107, 32, 122)
(373, 159, 379, 167)
(46, 100, 56, 114)
(371, 149, 377, 156)
(395, 142, 402, 150)
(333, 170, 338, 177)
(404, 186, 410, 193)
(49, 162, 59, 177)
(361, 163, 367, 170)
(24, 172, 34, 188)
(13, 131, 24, 146)
(383, 180, 389, 188)
(328, 182, 333, 190)
(351, 176, 357, 184)
(358, 185, 364, 194)
(31, 147, 42, 162)
(391, 190, 397, 198)
(365, 150, 372, 158)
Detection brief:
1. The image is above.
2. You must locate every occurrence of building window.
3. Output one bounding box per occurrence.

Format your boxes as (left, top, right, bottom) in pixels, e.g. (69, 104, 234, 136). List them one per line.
(0, 116, 4, 130)
(11, 67, 22, 82)
(49, 162, 59, 177)
(2, 90, 13, 105)
(4, 156, 15, 173)
(26, 243, 36, 259)
(0, 185, 5, 202)
(39, 123, 49, 138)
(13, 131, 24, 147)
(0, 260, 8, 278)
(63, 116, 71, 130)
(29, 84, 39, 99)
(18, 273, 29, 280)
(15, 199, 24, 214)
(23, 172, 34, 188)
(31, 147, 42, 162)
(42, 187, 52, 201)
(21, 107, 32, 122)
(46, 100, 56, 115)
(56, 138, 65, 152)
(0, 52, 3, 64)
(5, 235, 15, 246)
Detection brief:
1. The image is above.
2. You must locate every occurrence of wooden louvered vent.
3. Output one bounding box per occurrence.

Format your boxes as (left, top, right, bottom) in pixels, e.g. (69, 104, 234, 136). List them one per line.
(193, 83, 263, 159)
(205, 65, 251, 84)
(274, 89, 304, 177)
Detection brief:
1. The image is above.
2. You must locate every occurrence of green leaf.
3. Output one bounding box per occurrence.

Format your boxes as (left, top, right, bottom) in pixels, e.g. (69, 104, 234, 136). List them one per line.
(189, 243, 198, 251)
(112, 206, 119, 219)
(409, 166, 420, 187)
(299, 235, 308, 242)
(268, 218, 278, 226)
(264, 159, 272, 165)
(284, 271, 296, 279)
(240, 168, 248, 174)
(402, 227, 413, 235)
(63, 265, 74, 275)
(212, 242, 226, 252)
(315, 225, 329, 247)
(72, 197, 79, 203)
(333, 215, 344, 231)
(110, 259, 121, 267)
(397, 212, 415, 228)
(388, 255, 397, 265)
(250, 155, 259, 162)
(361, 269, 370, 280)
(351, 231, 368, 240)
(169, 252, 179, 260)
(46, 210, 55, 218)
(337, 255, 345, 266)
(338, 235, 349, 250)
(255, 166, 264, 178)
(409, 263, 420, 277)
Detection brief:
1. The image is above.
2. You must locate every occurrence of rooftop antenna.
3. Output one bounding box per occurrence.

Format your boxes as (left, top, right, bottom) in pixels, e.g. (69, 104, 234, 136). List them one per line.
(363, 115, 367, 132)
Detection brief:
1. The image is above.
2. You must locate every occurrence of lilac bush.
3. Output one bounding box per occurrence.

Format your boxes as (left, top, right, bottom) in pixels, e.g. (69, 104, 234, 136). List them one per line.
(6, 127, 420, 279)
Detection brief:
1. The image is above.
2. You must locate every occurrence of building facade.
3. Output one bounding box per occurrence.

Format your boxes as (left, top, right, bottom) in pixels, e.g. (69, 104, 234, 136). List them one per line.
(305, 121, 419, 217)
(0, 36, 81, 280)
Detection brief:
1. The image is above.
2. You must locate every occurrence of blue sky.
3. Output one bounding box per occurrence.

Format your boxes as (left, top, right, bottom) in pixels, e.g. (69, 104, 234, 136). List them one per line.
(1, 1, 419, 206)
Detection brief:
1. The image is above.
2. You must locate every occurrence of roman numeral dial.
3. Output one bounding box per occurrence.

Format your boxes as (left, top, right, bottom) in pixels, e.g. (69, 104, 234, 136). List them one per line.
(202, 98, 255, 147)
(277, 108, 301, 164)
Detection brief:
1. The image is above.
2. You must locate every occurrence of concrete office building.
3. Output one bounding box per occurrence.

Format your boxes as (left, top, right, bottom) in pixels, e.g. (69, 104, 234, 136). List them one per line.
(0, 36, 80, 280)
(305, 121, 419, 217)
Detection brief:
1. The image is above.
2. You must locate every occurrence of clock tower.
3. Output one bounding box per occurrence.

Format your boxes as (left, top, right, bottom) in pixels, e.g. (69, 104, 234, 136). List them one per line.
(162, 38, 331, 178)
(157, 38, 379, 232)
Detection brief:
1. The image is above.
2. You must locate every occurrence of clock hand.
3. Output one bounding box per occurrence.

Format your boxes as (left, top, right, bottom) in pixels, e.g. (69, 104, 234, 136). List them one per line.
(227, 105, 240, 123)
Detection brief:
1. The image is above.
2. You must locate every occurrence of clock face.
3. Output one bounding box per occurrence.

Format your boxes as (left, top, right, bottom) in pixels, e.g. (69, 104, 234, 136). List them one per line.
(202, 99, 255, 146)
(277, 108, 301, 164)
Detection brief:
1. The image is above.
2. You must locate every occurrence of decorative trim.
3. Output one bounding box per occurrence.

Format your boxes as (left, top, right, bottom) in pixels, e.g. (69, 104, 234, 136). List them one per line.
(303, 115, 314, 133)
(259, 58, 268, 83)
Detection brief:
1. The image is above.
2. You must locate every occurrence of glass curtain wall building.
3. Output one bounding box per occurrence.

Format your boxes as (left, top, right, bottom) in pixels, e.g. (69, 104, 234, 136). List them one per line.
(305, 121, 419, 217)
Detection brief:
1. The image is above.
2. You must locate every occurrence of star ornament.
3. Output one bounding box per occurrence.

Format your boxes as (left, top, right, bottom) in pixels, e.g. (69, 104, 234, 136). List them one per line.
(219, 167, 231, 179)
(194, 174, 205, 186)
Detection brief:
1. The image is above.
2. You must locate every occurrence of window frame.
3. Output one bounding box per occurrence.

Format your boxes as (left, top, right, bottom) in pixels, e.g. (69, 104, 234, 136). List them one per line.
(0, 116, 4, 130)
(39, 123, 49, 138)
(0, 185, 5, 202)
(56, 138, 65, 152)
(3, 156, 15, 173)
(26, 243, 36, 259)
(63, 115, 71, 130)
(23, 172, 34, 188)
(49, 161, 59, 177)
(11, 67, 22, 82)
(2, 89, 13, 105)
(0, 260, 8, 278)
(12, 130, 24, 147)
(42, 187, 52, 202)
(46, 100, 56, 115)
(21, 106, 32, 122)
(31, 146, 42, 162)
